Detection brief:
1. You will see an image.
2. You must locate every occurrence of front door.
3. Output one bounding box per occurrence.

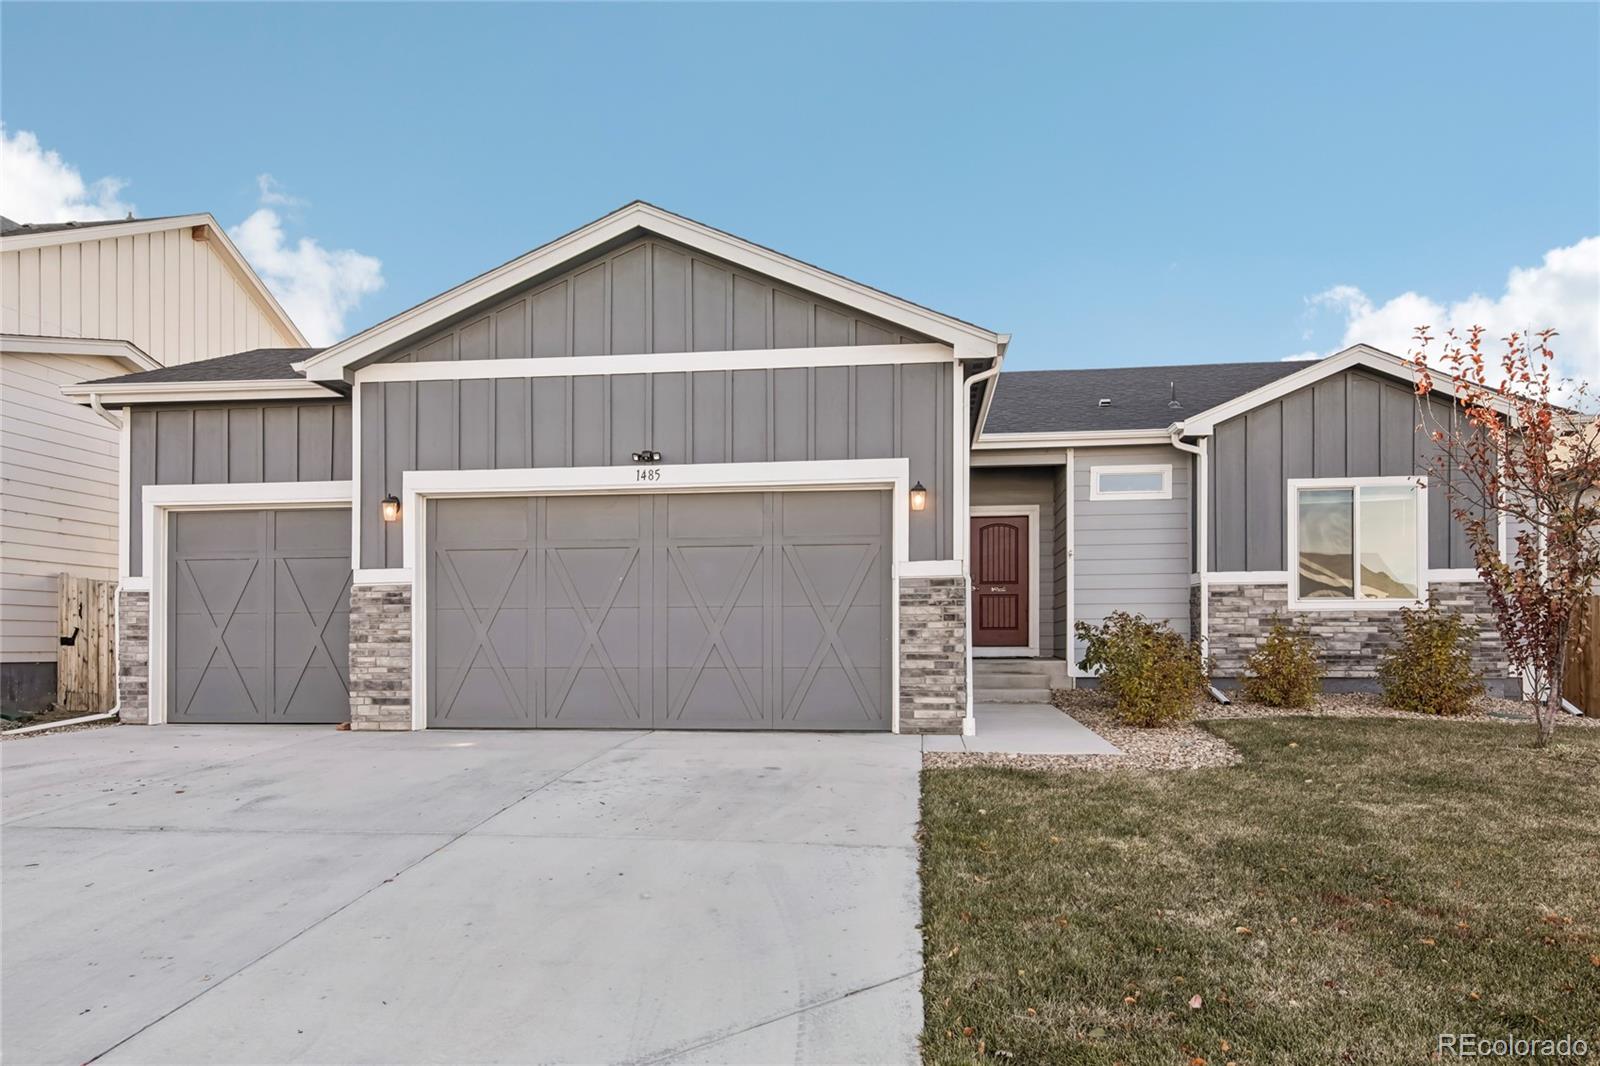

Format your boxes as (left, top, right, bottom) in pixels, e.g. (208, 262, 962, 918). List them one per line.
(970, 515, 1029, 648)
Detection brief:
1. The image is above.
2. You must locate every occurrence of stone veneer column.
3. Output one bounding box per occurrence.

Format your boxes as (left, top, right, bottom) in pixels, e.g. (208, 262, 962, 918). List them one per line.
(1206, 580, 1511, 687)
(116, 587, 150, 724)
(898, 575, 968, 734)
(348, 583, 414, 730)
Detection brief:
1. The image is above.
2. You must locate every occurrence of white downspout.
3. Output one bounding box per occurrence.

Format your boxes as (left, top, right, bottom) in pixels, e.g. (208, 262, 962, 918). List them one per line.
(961, 355, 1006, 736)
(88, 393, 123, 430)
(1170, 425, 1227, 704)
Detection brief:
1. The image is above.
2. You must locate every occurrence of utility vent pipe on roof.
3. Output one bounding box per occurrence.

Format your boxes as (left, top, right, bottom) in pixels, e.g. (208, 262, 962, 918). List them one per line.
(1169, 381, 1182, 409)
(1098, 398, 1112, 407)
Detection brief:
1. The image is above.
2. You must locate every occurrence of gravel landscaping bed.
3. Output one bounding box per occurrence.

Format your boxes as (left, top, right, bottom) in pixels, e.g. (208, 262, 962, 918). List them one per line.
(922, 688, 1594, 773)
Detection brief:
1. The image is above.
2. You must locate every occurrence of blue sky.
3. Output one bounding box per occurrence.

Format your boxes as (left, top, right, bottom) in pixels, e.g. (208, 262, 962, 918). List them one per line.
(3, 2, 1596, 374)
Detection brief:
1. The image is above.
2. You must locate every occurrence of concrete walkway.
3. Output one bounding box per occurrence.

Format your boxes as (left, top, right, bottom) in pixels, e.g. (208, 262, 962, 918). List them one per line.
(2, 725, 923, 1065)
(922, 702, 1121, 755)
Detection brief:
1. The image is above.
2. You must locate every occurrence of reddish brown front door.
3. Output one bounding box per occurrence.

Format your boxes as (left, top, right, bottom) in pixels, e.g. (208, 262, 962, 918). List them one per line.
(971, 515, 1029, 647)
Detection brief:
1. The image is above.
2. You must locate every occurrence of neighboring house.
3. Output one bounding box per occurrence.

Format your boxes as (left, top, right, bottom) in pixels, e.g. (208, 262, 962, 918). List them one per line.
(64, 202, 1518, 737)
(1, 214, 306, 712)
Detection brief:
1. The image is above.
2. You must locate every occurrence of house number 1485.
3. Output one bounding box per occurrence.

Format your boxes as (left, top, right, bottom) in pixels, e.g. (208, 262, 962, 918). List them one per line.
(635, 468, 662, 482)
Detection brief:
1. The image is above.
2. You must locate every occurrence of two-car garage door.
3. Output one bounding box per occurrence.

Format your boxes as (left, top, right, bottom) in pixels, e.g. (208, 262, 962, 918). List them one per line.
(426, 490, 891, 730)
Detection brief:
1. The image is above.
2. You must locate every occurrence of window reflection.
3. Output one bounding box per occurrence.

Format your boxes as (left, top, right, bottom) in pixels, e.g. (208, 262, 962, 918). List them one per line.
(1359, 485, 1418, 599)
(1297, 488, 1354, 599)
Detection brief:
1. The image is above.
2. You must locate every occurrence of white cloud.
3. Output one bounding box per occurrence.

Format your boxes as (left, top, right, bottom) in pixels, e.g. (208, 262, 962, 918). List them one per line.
(1281, 350, 1321, 362)
(229, 177, 383, 347)
(1305, 237, 1600, 385)
(0, 126, 134, 222)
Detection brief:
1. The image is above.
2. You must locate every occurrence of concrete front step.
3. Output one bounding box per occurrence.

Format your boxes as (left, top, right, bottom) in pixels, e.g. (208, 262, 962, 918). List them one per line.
(975, 687, 1054, 704)
(977, 672, 1057, 689)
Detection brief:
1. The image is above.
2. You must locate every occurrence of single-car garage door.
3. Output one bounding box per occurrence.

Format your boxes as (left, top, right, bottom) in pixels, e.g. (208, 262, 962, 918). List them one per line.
(427, 490, 890, 730)
(169, 508, 352, 723)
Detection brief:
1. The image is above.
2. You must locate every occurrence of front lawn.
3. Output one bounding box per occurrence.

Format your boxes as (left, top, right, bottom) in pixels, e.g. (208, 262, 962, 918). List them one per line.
(920, 719, 1600, 1065)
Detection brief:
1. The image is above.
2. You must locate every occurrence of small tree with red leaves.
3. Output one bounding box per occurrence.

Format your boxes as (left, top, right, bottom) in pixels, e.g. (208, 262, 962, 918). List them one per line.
(1410, 327, 1599, 746)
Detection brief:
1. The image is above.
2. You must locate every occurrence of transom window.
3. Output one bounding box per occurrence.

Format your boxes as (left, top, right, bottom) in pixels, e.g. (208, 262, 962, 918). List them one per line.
(1089, 464, 1172, 501)
(1289, 477, 1427, 608)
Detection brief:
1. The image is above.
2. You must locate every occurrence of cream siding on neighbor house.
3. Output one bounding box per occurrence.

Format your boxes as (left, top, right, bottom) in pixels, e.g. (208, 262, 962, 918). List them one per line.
(0, 350, 124, 662)
(1, 228, 298, 366)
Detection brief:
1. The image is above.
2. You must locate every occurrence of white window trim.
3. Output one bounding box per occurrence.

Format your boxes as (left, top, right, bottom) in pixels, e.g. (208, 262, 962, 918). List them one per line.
(969, 505, 1040, 658)
(398, 458, 912, 733)
(1286, 475, 1429, 611)
(136, 481, 354, 726)
(1089, 463, 1172, 501)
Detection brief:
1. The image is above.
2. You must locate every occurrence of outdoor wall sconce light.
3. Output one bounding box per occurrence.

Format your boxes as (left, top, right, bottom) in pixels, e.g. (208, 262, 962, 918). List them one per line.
(909, 481, 928, 512)
(381, 494, 402, 522)
(631, 450, 663, 463)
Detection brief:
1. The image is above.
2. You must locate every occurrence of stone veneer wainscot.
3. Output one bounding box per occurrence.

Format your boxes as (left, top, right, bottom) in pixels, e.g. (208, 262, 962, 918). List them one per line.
(897, 575, 968, 734)
(116, 587, 150, 724)
(1206, 580, 1515, 696)
(349, 583, 413, 730)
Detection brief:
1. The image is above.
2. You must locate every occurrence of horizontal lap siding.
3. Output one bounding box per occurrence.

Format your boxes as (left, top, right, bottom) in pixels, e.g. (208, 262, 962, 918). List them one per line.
(0, 352, 123, 661)
(1209, 368, 1482, 572)
(1074, 445, 1192, 659)
(126, 401, 352, 577)
(970, 467, 1058, 654)
(374, 237, 929, 364)
(359, 361, 954, 569)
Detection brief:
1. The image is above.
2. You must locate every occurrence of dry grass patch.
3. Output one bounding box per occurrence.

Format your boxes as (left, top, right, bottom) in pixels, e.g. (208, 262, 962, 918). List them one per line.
(920, 718, 1600, 1064)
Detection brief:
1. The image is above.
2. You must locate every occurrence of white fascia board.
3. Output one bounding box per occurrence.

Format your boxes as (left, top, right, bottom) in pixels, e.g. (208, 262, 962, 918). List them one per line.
(0, 215, 306, 346)
(1, 334, 160, 371)
(60, 378, 343, 405)
(298, 202, 1002, 381)
(973, 428, 1177, 449)
(353, 343, 956, 384)
(140, 481, 351, 583)
(1178, 344, 1512, 436)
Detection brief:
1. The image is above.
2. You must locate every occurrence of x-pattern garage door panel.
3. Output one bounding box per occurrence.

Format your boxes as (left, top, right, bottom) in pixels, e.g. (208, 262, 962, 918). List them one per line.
(169, 509, 351, 724)
(427, 490, 889, 730)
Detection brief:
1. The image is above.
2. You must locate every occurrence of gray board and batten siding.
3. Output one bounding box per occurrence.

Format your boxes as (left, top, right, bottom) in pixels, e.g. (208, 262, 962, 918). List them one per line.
(358, 362, 956, 569)
(1074, 445, 1193, 659)
(1208, 367, 1484, 573)
(126, 401, 352, 577)
(370, 236, 933, 366)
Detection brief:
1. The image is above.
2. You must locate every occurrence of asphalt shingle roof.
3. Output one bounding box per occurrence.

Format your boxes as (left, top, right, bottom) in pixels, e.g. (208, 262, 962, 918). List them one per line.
(1, 214, 186, 238)
(83, 348, 323, 385)
(983, 360, 1313, 434)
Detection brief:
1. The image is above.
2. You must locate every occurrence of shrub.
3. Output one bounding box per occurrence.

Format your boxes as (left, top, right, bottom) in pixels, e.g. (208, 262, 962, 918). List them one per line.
(1075, 611, 1207, 727)
(1240, 618, 1323, 708)
(1377, 600, 1485, 716)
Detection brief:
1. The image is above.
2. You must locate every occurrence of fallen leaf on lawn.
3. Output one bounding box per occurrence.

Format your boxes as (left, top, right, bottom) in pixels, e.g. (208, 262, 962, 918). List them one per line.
(1025, 1007, 1037, 1017)
(1236, 926, 1252, 936)
(1468, 991, 1480, 1001)
(1189, 1057, 1208, 1066)
(1418, 938, 1436, 946)
(1219, 1039, 1231, 1052)
(962, 1026, 974, 1037)
(1189, 994, 1203, 1010)
(947, 945, 960, 958)
(1050, 835, 1061, 843)
(1589, 954, 1600, 967)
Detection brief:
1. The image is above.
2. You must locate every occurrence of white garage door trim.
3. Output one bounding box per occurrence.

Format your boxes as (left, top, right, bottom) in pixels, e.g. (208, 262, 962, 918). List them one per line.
(134, 481, 353, 725)
(393, 459, 912, 732)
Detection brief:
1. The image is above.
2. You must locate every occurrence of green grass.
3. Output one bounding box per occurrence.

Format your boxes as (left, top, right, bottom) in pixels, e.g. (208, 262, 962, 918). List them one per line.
(920, 720, 1600, 1065)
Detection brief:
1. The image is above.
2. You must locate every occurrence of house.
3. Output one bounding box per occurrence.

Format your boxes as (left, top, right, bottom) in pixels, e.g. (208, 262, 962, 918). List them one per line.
(63, 202, 1518, 736)
(1, 214, 306, 713)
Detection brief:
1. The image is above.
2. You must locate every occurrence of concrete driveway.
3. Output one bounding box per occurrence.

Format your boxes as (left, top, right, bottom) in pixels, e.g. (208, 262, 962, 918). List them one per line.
(1, 725, 923, 1065)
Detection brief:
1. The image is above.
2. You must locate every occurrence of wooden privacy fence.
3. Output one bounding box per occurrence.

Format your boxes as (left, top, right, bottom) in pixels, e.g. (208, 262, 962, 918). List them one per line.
(57, 574, 116, 713)
(1565, 595, 1600, 716)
